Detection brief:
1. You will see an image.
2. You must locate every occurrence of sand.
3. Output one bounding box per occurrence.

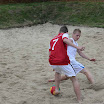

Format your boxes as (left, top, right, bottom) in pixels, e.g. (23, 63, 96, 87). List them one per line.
(0, 23, 104, 104)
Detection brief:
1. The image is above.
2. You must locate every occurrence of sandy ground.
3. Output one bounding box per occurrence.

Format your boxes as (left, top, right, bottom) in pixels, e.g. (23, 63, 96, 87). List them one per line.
(0, 23, 104, 104)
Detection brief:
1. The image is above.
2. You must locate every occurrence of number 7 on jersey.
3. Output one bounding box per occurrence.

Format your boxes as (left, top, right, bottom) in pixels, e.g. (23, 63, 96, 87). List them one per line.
(52, 38, 59, 50)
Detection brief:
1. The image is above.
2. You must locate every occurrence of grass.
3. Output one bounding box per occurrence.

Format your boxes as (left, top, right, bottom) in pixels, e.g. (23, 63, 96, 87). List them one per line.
(0, 1, 104, 29)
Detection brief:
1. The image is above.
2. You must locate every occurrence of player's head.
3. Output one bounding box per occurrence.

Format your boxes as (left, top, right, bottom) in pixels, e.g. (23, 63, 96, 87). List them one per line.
(59, 26, 68, 33)
(72, 29, 81, 41)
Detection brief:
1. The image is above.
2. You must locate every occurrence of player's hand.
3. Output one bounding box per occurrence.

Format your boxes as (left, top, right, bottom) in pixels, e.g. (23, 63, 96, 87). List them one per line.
(90, 59, 96, 61)
(78, 47, 85, 51)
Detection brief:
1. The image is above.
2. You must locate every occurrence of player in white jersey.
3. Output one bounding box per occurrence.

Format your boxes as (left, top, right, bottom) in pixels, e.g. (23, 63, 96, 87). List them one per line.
(49, 29, 96, 84)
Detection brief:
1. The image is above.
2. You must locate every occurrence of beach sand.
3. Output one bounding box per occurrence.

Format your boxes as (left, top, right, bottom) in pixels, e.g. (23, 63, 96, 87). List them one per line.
(0, 23, 104, 104)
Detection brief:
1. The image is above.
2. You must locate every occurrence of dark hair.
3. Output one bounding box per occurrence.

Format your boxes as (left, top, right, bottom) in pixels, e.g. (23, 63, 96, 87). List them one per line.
(59, 26, 68, 33)
(73, 29, 81, 34)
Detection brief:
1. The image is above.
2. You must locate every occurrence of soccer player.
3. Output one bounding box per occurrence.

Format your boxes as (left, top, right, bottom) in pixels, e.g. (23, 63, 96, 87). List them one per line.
(49, 29, 96, 84)
(49, 26, 84, 102)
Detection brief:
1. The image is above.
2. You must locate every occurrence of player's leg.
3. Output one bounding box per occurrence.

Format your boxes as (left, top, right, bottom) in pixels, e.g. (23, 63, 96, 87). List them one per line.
(59, 64, 81, 102)
(70, 76, 81, 102)
(48, 75, 68, 82)
(80, 69, 94, 84)
(55, 72, 61, 95)
(70, 60, 94, 84)
(60, 75, 69, 81)
(48, 63, 77, 82)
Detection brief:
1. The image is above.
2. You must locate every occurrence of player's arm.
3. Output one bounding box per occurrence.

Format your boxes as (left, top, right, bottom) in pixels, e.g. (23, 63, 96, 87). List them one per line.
(63, 38, 84, 51)
(77, 49, 96, 61)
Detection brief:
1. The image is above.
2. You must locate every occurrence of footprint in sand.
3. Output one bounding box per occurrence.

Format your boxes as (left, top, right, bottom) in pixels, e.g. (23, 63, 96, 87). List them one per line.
(87, 83, 104, 91)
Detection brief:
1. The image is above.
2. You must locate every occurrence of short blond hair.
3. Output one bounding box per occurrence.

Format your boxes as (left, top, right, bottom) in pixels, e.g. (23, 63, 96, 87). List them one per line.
(73, 29, 81, 34)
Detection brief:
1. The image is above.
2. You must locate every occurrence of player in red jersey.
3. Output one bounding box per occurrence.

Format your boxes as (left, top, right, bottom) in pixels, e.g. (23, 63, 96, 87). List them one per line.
(49, 26, 84, 102)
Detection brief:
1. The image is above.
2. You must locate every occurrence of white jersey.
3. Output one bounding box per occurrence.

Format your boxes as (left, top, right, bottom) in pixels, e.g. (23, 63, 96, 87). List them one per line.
(52, 38, 84, 75)
(67, 38, 78, 61)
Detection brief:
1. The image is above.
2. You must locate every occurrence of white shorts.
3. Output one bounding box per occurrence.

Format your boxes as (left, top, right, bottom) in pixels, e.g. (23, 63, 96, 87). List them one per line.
(51, 64, 76, 77)
(70, 60, 85, 75)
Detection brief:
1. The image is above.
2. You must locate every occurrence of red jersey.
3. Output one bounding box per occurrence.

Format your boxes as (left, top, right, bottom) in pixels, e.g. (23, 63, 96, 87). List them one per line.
(49, 33, 70, 65)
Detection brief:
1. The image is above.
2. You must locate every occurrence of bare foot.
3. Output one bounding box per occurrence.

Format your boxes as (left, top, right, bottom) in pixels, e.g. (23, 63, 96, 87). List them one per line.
(91, 79, 95, 84)
(48, 79, 55, 82)
(54, 89, 60, 96)
(77, 96, 83, 103)
(78, 100, 83, 104)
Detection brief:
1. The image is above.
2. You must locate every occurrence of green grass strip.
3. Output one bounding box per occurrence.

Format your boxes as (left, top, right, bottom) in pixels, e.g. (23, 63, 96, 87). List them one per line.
(0, 2, 104, 29)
